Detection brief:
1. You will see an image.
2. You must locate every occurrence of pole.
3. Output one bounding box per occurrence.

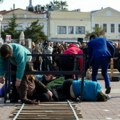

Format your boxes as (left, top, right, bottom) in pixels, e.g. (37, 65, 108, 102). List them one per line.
(0, 15, 3, 38)
(110, 58, 114, 80)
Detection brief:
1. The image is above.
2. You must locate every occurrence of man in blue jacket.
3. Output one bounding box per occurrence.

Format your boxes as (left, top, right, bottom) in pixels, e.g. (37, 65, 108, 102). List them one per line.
(88, 34, 115, 94)
(0, 43, 32, 102)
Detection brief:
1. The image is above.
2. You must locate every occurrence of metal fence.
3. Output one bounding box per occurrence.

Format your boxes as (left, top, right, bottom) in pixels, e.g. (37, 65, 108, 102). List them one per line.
(4, 54, 85, 103)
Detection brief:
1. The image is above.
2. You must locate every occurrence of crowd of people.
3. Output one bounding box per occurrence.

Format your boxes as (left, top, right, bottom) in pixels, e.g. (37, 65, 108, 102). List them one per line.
(0, 34, 116, 104)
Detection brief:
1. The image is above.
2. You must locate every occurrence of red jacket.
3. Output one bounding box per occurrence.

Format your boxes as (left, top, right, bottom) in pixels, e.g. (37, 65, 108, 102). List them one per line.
(64, 44, 83, 72)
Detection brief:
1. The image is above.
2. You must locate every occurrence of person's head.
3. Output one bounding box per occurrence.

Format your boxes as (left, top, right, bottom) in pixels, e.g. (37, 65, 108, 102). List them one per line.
(25, 62, 34, 72)
(97, 92, 108, 101)
(68, 43, 78, 48)
(89, 34, 97, 41)
(0, 44, 12, 59)
(24, 62, 35, 81)
(81, 42, 87, 48)
(32, 42, 35, 49)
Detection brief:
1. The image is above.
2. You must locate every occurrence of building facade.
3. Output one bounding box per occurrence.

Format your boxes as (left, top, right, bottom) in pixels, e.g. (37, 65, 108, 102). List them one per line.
(0, 8, 48, 36)
(48, 10, 91, 42)
(0, 7, 120, 42)
(91, 7, 120, 41)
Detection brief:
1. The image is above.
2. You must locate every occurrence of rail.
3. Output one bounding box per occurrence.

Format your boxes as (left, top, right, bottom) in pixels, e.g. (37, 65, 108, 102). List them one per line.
(12, 101, 82, 120)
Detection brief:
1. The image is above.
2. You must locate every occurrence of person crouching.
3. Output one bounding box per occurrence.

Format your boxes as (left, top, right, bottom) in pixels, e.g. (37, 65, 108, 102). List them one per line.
(18, 62, 53, 104)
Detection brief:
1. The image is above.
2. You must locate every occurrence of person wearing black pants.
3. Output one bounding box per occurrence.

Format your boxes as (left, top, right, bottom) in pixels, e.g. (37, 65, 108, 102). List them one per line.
(88, 35, 115, 94)
(60, 44, 83, 80)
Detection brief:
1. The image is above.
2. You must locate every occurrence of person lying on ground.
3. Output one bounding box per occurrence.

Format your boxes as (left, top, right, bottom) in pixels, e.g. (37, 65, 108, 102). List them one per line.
(61, 79, 109, 102)
(21, 62, 57, 85)
(17, 62, 53, 104)
(40, 74, 56, 85)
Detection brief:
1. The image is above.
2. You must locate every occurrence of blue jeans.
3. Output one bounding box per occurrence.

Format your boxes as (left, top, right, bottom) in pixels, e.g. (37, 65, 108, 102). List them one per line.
(91, 57, 110, 88)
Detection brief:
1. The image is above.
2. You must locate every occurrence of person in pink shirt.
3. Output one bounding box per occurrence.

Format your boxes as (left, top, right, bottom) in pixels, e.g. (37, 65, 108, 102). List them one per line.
(61, 43, 83, 79)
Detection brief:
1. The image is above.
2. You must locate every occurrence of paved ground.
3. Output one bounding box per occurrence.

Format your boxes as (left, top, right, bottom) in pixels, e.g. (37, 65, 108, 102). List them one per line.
(0, 80, 120, 120)
(76, 80, 120, 120)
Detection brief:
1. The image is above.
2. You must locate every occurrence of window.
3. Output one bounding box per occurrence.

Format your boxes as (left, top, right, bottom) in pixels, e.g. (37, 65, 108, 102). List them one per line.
(95, 24, 99, 28)
(39, 23, 44, 27)
(68, 26, 74, 34)
(27, 23, 31, 27)
(118, 24, 120, 33)
(3, 25, 8, 30)
(76, 26, 85, 34)
(111, 24, 115, 33)
(57, 26, 66, 34)
(103, 24, 107, 32)
(16, 24, 23, 31)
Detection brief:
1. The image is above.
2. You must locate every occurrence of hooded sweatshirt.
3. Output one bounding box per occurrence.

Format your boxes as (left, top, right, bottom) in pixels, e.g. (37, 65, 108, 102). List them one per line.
(64, 44, 83, 72)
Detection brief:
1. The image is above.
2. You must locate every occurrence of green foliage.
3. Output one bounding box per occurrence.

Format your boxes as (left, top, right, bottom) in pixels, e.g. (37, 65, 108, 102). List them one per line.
(24, 20, 47, 43)
(85, 26, 105, 39)
(1, 13, 20, 40)
(59, 1, 68, 10)
(93, 26, 105, 37)
(8, 14, 18, 30)
(46, 0, 68, 11)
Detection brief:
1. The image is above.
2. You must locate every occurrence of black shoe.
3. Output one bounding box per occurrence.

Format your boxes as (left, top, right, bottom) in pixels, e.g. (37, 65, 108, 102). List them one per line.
(10, 99, 18, 103)
(105, 87, 111, 94)
(10, 98, 19, 103)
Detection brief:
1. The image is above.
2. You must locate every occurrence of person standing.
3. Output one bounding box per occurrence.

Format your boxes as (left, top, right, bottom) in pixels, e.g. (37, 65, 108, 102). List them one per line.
(0, 43, 32, 102)
(61, 43, 83, 79)
(88, 35, 115, 94)
(32, 43, 42, 71)
(42, 42, 53, 71)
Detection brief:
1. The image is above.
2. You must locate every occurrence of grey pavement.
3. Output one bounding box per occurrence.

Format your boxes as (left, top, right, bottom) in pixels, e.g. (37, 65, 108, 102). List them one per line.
(0, 80, 120, 120)
(75, 80, 120, 120)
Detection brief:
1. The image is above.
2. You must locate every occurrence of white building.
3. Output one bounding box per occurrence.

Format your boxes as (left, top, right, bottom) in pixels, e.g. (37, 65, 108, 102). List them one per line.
(91, 7, 120, 41)
(0, 7, 120, 42)
(0, 8, 48, 36)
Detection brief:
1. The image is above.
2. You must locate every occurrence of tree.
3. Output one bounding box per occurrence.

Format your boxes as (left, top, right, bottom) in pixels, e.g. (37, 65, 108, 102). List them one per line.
(59, 1, 68, 10)
(0, 0, 3, 3)
(24, 20, 47, 43)
(85, 26, 105, 39)
(46, 0, 68, 11)
(1, 13, 20, 40)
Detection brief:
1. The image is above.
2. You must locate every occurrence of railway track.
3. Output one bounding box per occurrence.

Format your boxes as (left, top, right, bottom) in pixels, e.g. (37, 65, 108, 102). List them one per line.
(11, 101, 82, 120)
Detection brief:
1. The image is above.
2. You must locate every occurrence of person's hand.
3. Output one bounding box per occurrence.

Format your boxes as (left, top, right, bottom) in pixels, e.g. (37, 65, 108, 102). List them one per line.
(32, 99, 40, 105)
(47, 90, 53, 98)
(45, 75, 55, 81)
(0, 77, 5, 84)
(15, 79, 21, 87)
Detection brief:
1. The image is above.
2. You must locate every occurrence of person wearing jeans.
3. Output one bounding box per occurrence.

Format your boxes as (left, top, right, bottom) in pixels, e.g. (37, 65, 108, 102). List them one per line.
(88, 34, 115, 94)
